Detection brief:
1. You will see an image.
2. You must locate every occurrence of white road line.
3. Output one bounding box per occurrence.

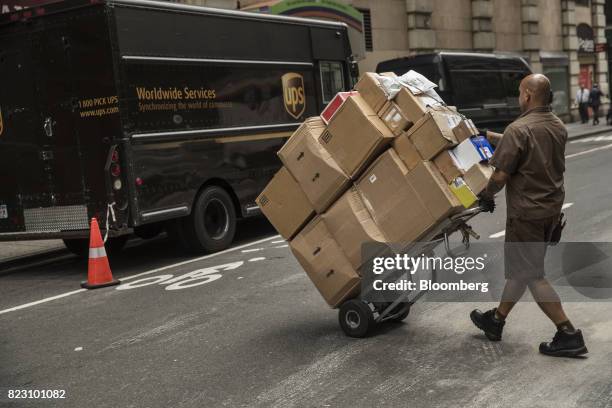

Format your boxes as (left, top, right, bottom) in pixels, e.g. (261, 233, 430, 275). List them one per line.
(562, 202, 574, 210)
(271, 240, 285, 244)
(248, 257, 266, 262)
(0, 235, 280, 316)
(241, 248, 262, 253)
(273, 244, 289, 249)
(566, 142, 612, 159)
(0, 289, 87, 316)
(121, 235, 280, 281)
(489, 230, 506, 238)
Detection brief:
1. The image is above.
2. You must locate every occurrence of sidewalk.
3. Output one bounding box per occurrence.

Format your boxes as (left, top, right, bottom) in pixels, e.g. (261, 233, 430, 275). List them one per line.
(2, 121, 612, 268)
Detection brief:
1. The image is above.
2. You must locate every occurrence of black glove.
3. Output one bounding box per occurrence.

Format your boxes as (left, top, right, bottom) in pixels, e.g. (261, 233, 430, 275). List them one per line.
(477, 128, 488, 138)
(478, 195, 495, 213)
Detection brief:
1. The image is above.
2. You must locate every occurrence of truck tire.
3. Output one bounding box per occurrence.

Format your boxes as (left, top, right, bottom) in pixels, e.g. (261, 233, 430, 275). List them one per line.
(180, 186, 236, 253)
(63, 235, 129, 258)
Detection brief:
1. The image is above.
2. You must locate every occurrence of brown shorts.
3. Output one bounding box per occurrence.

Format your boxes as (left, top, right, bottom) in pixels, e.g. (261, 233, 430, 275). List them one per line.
(504, 215, 558, 281)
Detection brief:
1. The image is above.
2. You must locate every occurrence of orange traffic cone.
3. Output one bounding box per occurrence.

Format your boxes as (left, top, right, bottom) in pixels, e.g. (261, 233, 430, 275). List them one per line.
(81, 218, 120, 289)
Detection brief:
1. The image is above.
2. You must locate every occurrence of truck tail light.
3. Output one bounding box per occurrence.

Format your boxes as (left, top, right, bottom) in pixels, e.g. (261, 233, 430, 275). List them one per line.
(110, 163, 121, 177)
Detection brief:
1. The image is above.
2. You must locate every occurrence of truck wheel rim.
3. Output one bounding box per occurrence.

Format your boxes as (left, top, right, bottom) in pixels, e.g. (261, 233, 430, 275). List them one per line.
(204, 198, 229, 240)
(345, 310, 361, 329)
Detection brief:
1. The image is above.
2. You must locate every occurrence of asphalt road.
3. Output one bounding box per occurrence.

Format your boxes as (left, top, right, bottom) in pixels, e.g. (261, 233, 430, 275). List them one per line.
(1, 137, 612, 408)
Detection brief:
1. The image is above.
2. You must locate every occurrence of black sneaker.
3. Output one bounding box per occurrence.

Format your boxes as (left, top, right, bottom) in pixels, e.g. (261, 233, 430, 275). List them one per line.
(539, 329, 588, 357)
(470, 308, 505, 341)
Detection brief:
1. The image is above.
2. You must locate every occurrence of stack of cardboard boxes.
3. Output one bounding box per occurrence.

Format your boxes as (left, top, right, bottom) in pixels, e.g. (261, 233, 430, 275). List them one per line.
(257, 71, 495, 308)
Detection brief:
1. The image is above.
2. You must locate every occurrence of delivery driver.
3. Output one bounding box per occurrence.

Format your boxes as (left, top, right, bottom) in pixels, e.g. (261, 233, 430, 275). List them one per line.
(470, 73, 588, 357)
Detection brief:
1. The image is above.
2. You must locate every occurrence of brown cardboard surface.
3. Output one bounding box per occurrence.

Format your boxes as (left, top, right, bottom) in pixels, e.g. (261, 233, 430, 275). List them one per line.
(289, 217, 361, 308)
(354, 72, 389, 113)
(278, 117, 350, 213)
(408, 109, 461, 160)
(379, 101, 412, 136)
(322, 187, 388, 270)
(452, 119, 479, 142)
(356, 149, 435, 250)
(464, 163, 494, 195)
(407, 161, 463, 221)
(392, 131, 422, 171)
(256, 167, 315, 240)
(433, 150, 464, 184)
(323, 94, 395, 179)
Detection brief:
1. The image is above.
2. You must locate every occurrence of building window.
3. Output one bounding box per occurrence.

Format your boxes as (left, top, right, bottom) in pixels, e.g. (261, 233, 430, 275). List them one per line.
(320, 61, 345, 104)
(576, 0, 590, 6)
(357, 8, 373, 52)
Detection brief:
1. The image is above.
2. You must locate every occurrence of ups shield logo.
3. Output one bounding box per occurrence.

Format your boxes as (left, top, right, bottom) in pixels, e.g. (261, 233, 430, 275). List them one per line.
(282, 73, 305, 119)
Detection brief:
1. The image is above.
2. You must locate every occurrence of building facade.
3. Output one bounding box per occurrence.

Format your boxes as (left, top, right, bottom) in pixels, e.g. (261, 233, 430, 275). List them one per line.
(177, 0, 610, 121)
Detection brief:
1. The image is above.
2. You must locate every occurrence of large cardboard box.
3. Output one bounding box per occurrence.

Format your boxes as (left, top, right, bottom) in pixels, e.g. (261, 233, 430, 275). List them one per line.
(452, 119, 479, 142)
(322, 187, 388, 270)
(278, 117, 350, 213)
(394, 87, 445, 124)
(392, 131, 422, 171)
(356, 149, 435, 250)
(323, 94, 395, 179)
(290, 217, 361, 307)
(433, 150, 464, 184)
(256, 167, 315, 240)
(408, 108, 462, 160)
(354, 72, 391, 113)
(379, 101, 412, 136)
(407, 161, 463, 221)
(464, 163, 494, 195)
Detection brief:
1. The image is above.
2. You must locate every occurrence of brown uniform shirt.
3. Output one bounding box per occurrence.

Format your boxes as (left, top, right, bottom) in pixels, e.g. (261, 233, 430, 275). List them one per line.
(489, 106, 567, 220)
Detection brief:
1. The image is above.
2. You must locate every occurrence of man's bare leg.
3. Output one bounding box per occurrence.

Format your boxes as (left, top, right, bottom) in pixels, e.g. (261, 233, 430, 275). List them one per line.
(496, 279, 528, 320)
(527, 278, 571, 327)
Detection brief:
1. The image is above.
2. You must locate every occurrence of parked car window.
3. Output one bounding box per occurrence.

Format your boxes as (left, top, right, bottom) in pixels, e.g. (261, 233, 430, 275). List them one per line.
(450, 70, 506, 107)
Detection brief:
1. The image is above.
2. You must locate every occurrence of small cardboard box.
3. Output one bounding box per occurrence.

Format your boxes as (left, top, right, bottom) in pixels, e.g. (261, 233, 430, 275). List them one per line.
(394, 87, 445, 124)
(256, 167, 315, 240)
(322, 187, 388, 270)
(449, 177, 478, 208)
(452, 119, 479, 142)
(433, 150, 464, 184)
(408, 108, 462, 160)
(356, 149, 435, 250)
(323, 94, 395, 179)
(320, 91, 359, 124)
(392, 131, 422, 171)
(464, 163, 494, 196)
(278, 117, 350, 213)
(354, 72, 391, 113)
(407, 161, 463, 221)
(289, 217, 361, 308)
(451, 135, 495, 171)
(379, 101, 412, 136)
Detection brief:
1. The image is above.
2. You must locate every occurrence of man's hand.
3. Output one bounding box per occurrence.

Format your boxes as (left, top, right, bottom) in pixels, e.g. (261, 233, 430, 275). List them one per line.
(479, 195, 496, 213)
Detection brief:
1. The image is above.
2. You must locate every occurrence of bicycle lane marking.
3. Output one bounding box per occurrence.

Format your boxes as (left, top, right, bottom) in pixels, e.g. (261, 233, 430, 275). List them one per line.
(0, 235, 280, 316)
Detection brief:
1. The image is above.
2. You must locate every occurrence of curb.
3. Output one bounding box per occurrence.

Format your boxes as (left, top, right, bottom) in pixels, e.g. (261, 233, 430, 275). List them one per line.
(567, 126, 612, 141)
(0, 248, 72, 275)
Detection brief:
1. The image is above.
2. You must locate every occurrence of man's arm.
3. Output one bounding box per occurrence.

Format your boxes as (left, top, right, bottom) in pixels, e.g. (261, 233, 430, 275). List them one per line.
(486, 131, 503, 147)
(481, 169, 510, 200)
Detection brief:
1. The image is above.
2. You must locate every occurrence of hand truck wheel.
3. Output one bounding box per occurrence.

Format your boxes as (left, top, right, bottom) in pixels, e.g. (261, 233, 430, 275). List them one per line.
(338, 299, 374, 338)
